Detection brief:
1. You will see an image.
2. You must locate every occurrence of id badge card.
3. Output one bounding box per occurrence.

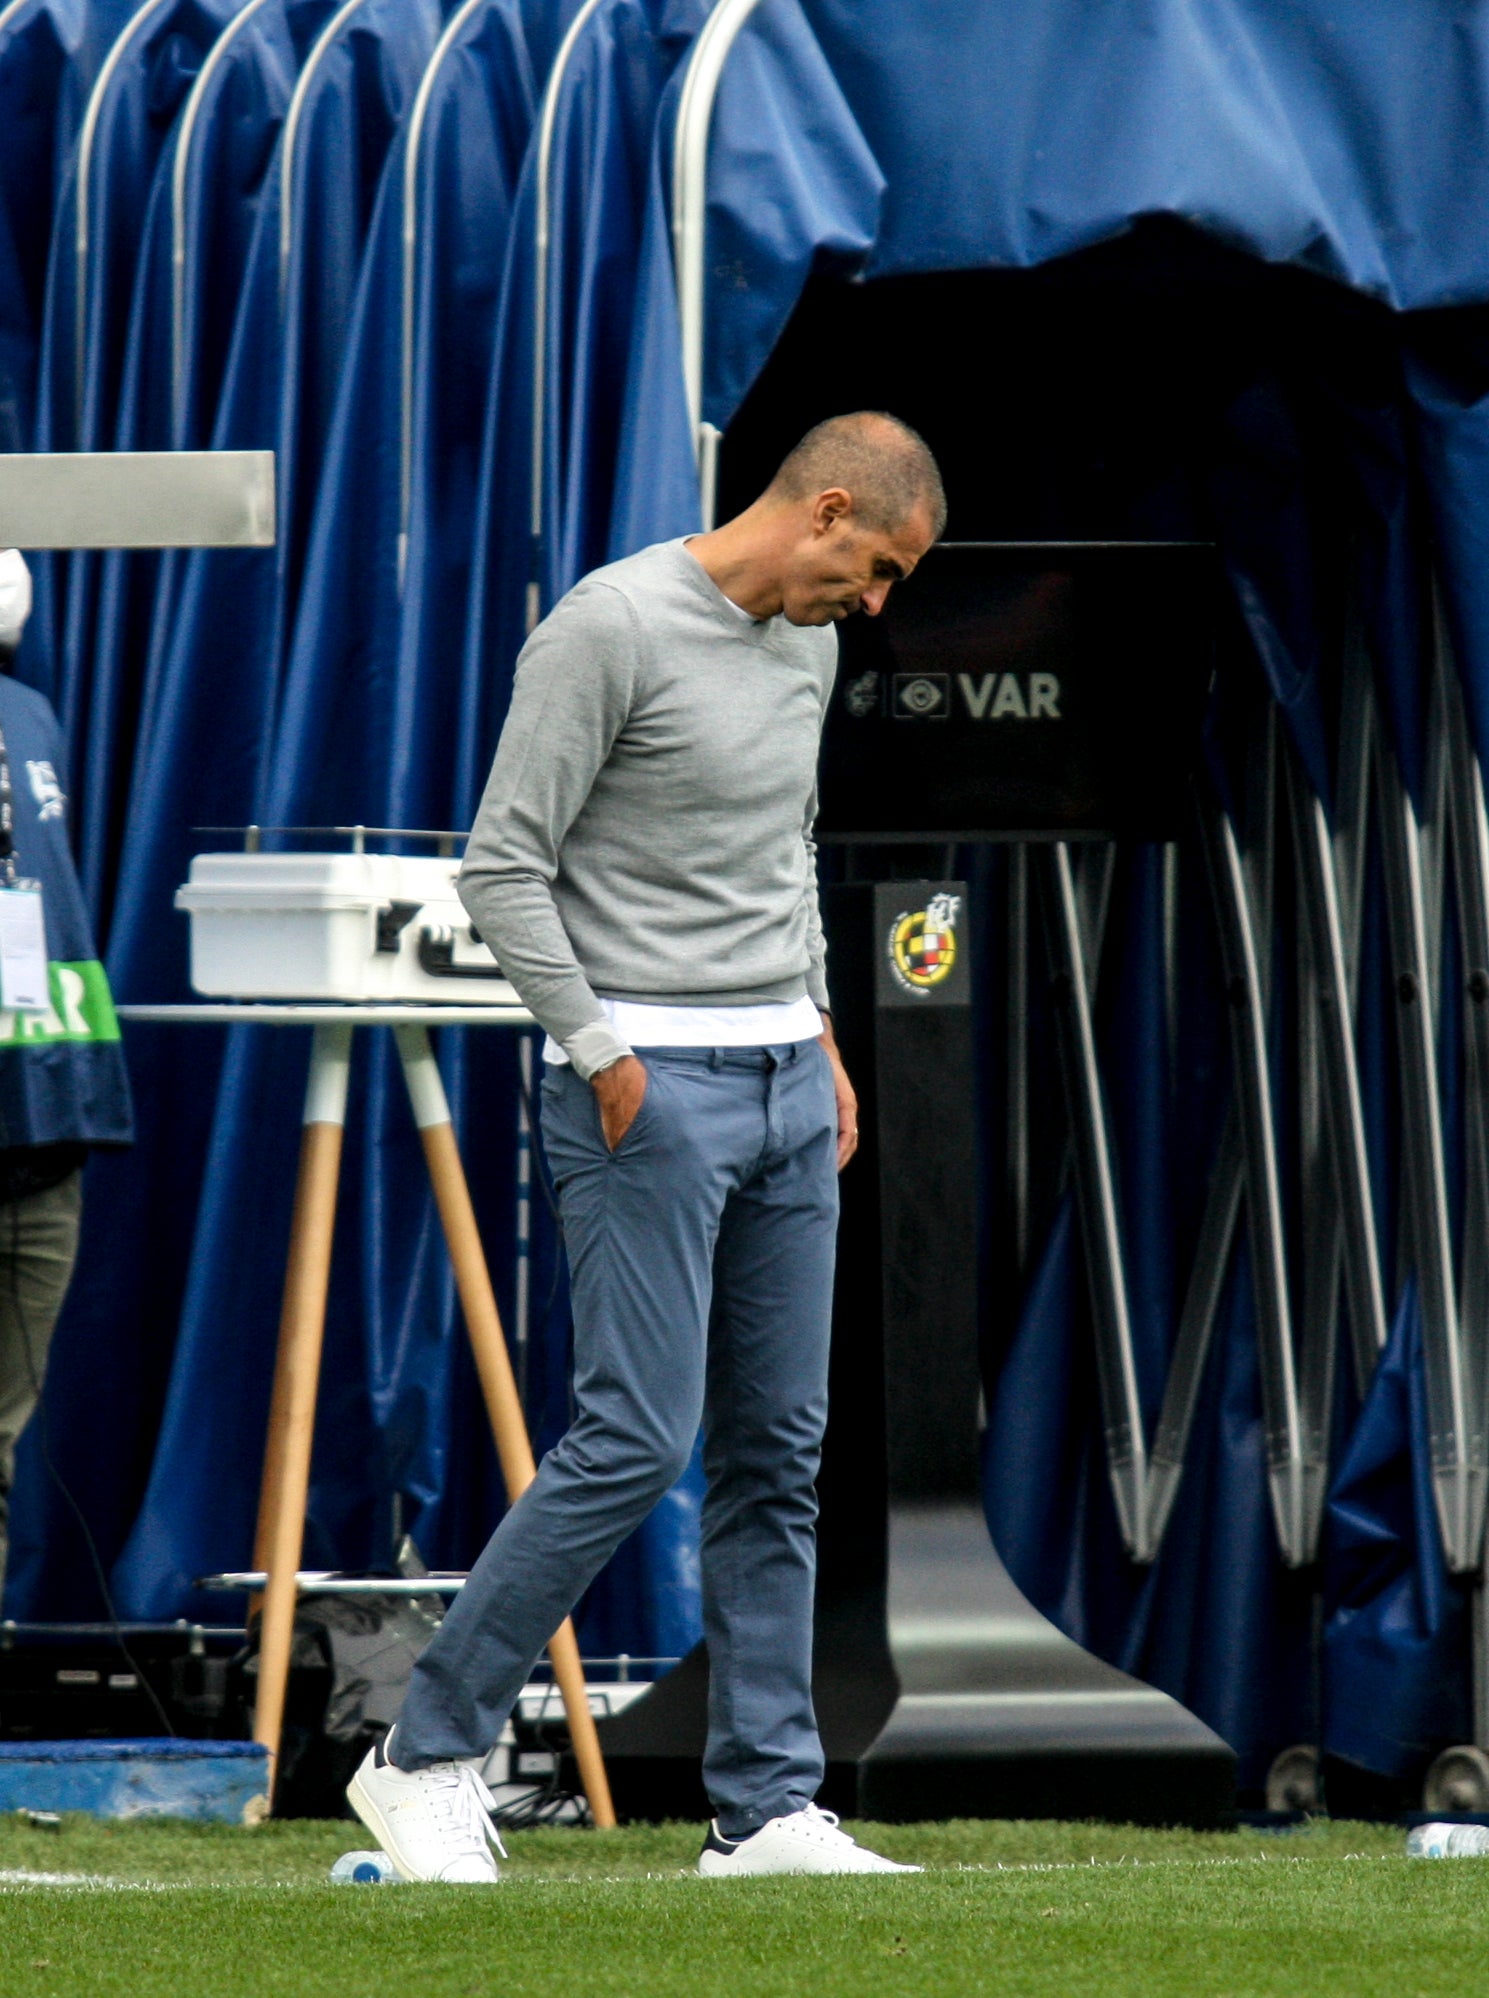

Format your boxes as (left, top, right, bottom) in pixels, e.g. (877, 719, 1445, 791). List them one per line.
(0, 882, 49, 1011)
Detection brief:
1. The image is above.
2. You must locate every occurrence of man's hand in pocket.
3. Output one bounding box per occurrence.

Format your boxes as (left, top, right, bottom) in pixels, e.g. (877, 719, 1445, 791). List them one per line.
(591, 1053, 648, 1150)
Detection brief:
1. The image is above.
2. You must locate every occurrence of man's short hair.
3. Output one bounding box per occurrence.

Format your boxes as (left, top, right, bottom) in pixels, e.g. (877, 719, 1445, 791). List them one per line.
(768, 412, 946, 539)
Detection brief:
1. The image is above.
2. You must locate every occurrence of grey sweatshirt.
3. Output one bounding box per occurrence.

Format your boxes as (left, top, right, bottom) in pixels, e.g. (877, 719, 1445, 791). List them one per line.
(458, 538, 838, 1079)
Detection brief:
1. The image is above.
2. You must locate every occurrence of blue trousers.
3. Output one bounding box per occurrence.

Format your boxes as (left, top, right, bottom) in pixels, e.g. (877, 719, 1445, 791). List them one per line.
(392, 1041, 839, 1836)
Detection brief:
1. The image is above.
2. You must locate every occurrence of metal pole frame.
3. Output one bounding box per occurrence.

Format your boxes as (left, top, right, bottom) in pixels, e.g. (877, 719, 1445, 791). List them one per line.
(672, 0, 764, 529)
(74, 0, 176, 441)
(1006, 845, 1029, 1277)
(1285, 736, 1389, 1404)
(1292, 839, 1343, 1585)
(279, 0, 376, 302)
(1375, 702, 1481, 1573)
(397, 0, 491, 590)
(171, 0, 278, 446)
(1037, 841, 1149, 1557)
(1144, 1110, 1244, 1555)
(1144, 731, 1314, 1570)
(1436, 617, 1489, 1599)
(1142, 694, 1386, 1570)
(527, 0, 608, 633)
(1143, 727, 1294, 1564)
(1196, 784, 1312, 1568)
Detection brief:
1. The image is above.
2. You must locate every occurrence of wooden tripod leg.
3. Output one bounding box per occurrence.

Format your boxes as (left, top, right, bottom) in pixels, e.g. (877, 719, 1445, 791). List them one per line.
(251, 1023, 353, 1801)
(396, 1025, 616, 1830)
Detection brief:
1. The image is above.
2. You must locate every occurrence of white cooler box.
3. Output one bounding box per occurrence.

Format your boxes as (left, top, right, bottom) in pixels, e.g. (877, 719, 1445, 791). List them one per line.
(175, 851, 520, 1004)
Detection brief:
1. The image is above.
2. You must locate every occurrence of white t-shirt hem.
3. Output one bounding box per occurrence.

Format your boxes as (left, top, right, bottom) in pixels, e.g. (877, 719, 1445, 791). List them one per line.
(544, 994, 822, 1065)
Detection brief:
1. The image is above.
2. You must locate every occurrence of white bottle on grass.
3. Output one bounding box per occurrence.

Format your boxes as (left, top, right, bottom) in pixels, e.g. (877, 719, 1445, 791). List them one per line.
(329, 1850, 400, 1883)
(1407, 1823, 1489, 1857)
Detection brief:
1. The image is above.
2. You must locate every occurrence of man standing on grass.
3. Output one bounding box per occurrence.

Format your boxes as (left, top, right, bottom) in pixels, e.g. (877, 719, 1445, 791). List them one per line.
(350, 412, 944, 1881)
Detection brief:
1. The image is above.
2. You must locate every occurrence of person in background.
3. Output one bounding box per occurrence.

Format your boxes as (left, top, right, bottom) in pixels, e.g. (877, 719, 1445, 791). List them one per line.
(0, 549, 132, 1598)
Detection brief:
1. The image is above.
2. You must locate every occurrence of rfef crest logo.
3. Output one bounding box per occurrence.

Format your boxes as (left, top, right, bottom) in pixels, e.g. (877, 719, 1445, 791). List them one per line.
(844, 670, 880, 718)
(887, 891, 960, 994)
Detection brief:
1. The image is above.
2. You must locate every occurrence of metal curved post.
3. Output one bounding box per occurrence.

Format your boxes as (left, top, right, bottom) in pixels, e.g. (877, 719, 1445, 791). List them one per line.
(1375, 720, 1481, 1573)
(1291, 853, 1339, 1566)
(399, 0, 489, 586)
(279, 0, 372, 300)
(1422, 656, 1452, 1016)
(1284, 743, 1388, 1401)
(74, 0, 175, 439)
(1150, 723, 1316, 1571)
(1163, 838, 1180, 1100)
(1198, 793, 1310, 1568)
(1006, 845, 1028, 1275)
(1242, 709, 1279, 998)
(1333, 644, 1374, 971)
(527, 0, 607, 632)
(1145, 741, 1368, 1570)
(1039, 841, 1148, 1558)
(1073, 841, 1115, 1003)
(672, 0, 763, 527)
(1441, 641, 1489, 1590)
(1144, 1110, 1244, 1560)
(172, 0, 276, 444)
(0, 1, 41, 39)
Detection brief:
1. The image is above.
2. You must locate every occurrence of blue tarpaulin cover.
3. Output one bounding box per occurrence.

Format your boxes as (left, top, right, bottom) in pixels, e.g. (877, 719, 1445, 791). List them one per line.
(0, 1738, 268, 1821)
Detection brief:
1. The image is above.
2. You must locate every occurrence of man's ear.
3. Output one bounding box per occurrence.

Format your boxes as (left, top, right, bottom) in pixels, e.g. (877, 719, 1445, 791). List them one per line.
(810, 487, 853, 535)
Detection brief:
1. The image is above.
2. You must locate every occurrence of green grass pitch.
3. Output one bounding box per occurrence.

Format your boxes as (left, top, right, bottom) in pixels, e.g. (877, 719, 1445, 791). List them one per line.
(0, 1814, 1484, 1997)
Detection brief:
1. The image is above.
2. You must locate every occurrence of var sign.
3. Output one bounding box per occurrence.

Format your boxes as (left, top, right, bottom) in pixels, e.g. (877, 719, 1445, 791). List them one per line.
(884, 672, 1062, 721)
(956, 672, 1060, 720)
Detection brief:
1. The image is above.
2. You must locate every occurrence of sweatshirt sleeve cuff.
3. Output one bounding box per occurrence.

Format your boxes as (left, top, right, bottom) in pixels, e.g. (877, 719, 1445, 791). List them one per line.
(563, 1020, 634, 1081)
(806, 965, 831, 1011)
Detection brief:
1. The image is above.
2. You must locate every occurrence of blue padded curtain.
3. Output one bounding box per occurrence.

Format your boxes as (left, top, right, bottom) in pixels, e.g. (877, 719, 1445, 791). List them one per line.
(5, 0, 443, 1618)
(458, 0, 703, 816)
(248, 0, 541, 1578)
(26, 0, 244, 801)
(16, 0, 211, 794)
(0, 0, 105, 456)
(72, 0, 279, 938)
(10, 0, 341, 1623)
(2, 0, 295, 1619)
(66, 17, 338, 1569)
(105, 0, 444, 1621)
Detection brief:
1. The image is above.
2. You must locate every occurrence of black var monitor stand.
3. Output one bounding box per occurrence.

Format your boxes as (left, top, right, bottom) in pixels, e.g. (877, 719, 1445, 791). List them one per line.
(596, 546, 1236, 1824)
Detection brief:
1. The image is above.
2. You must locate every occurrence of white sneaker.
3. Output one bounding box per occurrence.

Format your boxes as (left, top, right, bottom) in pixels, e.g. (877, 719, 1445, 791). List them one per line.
(347, 1732, 505, 1883)
(697, 1804, 921, 1876)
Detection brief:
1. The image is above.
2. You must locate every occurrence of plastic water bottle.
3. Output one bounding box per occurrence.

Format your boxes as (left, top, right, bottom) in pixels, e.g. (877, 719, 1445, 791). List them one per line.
(1407, 1823, 1489, 1857)
(329, 1850, 400, 1883)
